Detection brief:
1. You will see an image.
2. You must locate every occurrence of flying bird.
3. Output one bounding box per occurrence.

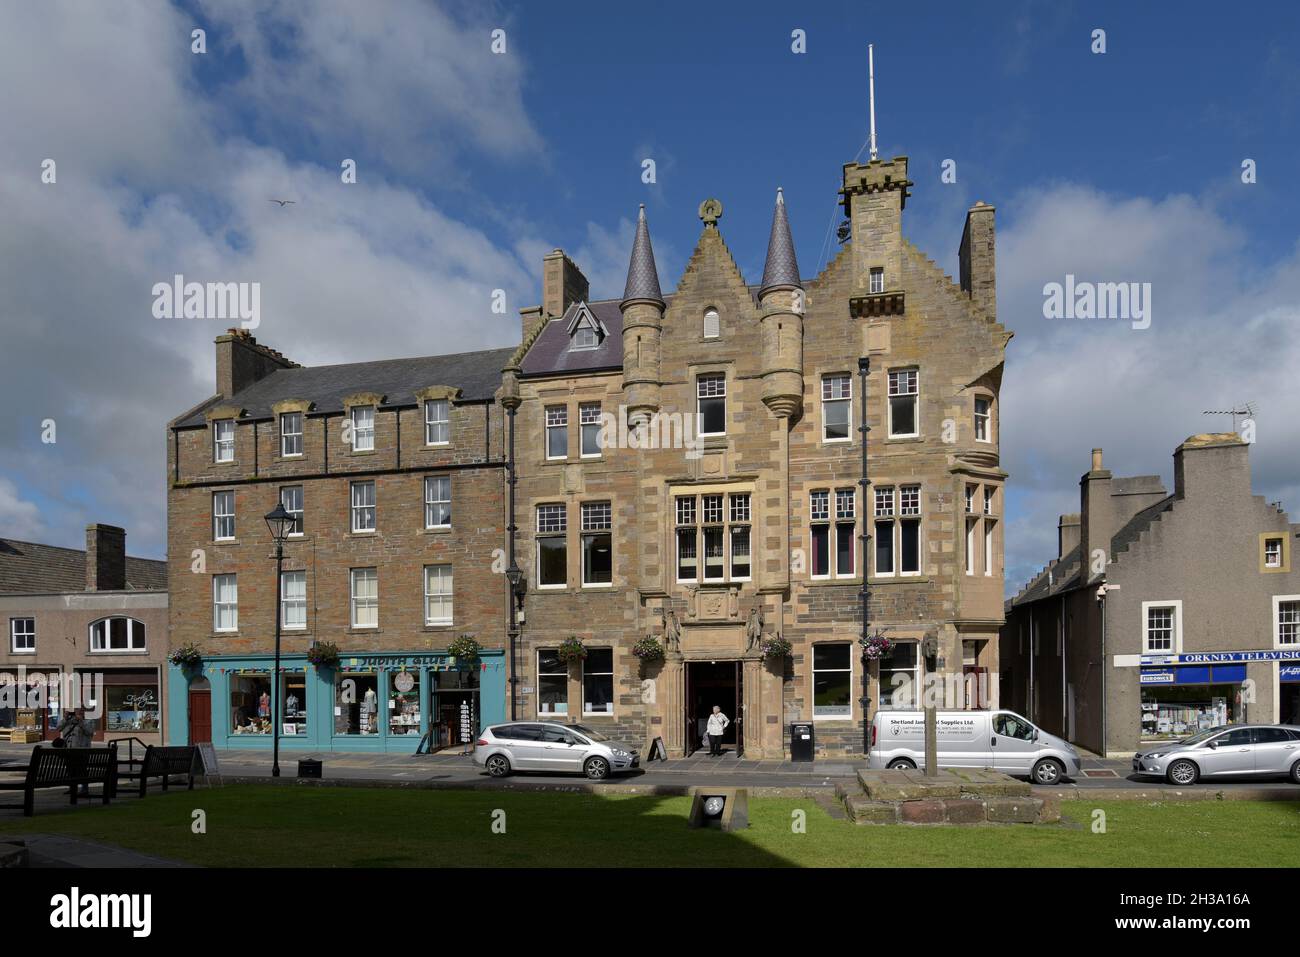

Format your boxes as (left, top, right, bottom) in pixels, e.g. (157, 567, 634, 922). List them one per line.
(268, 199, 296, 207)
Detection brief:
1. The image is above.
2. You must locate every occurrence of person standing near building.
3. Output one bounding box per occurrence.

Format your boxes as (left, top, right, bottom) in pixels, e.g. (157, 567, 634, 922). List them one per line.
(706, 705, 729, 756)
(56, 708, 94, 796)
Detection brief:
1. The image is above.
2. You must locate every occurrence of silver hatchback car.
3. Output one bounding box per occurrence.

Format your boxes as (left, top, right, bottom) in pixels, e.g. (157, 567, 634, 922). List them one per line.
(1132, 724, 1300, 785)
(473, 722, 640, 780)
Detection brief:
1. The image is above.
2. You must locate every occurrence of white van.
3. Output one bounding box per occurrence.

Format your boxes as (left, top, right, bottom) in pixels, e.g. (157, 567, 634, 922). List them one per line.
(867, 709, 1082, 785)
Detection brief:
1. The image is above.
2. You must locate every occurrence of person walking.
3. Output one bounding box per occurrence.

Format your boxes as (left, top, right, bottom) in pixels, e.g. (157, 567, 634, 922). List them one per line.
(705, 704, 730, 757)
(56, 708, 94, 796)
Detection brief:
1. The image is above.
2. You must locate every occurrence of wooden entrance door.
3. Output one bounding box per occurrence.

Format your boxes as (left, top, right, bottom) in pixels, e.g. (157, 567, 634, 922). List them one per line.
(188, 689, 212, 744)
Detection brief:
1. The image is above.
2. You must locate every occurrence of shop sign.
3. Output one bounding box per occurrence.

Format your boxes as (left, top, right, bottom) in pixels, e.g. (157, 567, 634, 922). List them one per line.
(1281, 665, 1300, 682)
(1141, 649, 1300, 666)
(1140, 664, 1247, 685)
(394, 672, 415, 693)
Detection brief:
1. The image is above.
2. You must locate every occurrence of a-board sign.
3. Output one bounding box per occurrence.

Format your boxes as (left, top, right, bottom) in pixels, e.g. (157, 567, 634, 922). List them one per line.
(648, 736, 667, 761)
(197, 742, 220, 776)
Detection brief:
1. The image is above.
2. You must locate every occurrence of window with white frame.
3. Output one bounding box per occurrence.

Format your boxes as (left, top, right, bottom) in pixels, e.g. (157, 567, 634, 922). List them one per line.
(424, 475, 451, 529)
(697, 373, 726, 436)
(813, 643, 852, 717)
(213, 490, 235, 541)
(423, 564, 452, 625)
(581, 501, 613, 586)
(9, 618, 34, 653)
(580, 403, 602, 457)
(280, 485, 303, 535)
(583, 648, 614, 714)
(874, 485, 895, 576)
(822, 374, 852, 442)
(1264, 537, 1284, 568)
(213, 574, 238, 632)
(536, 504, 567, 588)
(887, 369, 919, 438)
(966, 515, 979, 575)
(879, 641, 918, 709)
(984, 518, 996, 577)
(213, 419, 235, 462)
(538, 649, 568, 715)
(424, 399, 449, 445)
(675, 491, 751, 583)
(89, 616, 146, 652)
(984, 486, 995, 516)
(899, 484, 921, 575)
(350, 405, 375, 451)
(965, 484, 976, 513)
(703, 308, 720, 339)
(730, 492, 752, 580)
(351, 480, 376, 532)
(1143, 602, 1180, 653)
(701, 494, 725, 581)
(350, 568, 378, 628)
(974, 396, 992, 443)
(1275, 597, 1300, 647)
(675, 495, 698, 582)
(281, 571, 306, 630)
(835, 489, 856, 577)
(280, 411, 303, 456)
(810, 490, 831, 578)
(869, 267, 885, 294)
(545, 405, 568, 459)
(571, 313, 601, 350)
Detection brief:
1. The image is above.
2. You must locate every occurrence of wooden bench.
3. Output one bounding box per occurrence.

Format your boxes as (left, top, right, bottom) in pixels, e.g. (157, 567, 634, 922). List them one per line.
(0, 746, 117, 817)
(114, 744, 198, 798)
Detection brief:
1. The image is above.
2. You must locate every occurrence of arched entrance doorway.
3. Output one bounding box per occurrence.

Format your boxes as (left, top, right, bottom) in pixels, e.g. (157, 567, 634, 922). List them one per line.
(188, 676, 212, 744)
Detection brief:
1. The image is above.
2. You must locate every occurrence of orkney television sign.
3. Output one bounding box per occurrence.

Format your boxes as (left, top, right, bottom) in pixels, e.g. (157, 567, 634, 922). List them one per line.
(1141, 649, 1300, 666)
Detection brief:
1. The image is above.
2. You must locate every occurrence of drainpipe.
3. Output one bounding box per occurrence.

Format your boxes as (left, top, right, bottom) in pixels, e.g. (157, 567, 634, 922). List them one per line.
(857, 357, 871, 758)
(1060, 595, 1067, 740)
(1097, 584, 1108, 757)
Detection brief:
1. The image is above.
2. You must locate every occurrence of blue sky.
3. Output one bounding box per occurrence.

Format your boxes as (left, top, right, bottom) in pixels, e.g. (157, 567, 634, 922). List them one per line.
(1, 0, 1298, 594)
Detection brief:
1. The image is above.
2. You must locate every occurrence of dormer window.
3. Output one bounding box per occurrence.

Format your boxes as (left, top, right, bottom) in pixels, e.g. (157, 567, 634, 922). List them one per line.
(566, 302, 606, 352)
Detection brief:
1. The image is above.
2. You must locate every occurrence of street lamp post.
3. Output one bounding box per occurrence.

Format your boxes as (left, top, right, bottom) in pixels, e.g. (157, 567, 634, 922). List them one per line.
(264, 502, 295, 779)
(505, 564, 525, 722)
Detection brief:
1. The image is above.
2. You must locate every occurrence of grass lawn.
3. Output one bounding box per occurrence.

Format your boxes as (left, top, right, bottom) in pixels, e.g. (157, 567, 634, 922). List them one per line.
(1, 786, 1297, 867)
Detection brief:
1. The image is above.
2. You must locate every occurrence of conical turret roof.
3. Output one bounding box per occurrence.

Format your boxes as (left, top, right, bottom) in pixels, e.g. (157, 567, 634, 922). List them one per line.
(759, 187, 801, 295)
(621, 205, 664, 307)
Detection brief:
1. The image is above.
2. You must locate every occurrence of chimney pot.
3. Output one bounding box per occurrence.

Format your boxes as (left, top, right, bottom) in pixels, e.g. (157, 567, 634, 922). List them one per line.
(1091, 448, 1103, 471)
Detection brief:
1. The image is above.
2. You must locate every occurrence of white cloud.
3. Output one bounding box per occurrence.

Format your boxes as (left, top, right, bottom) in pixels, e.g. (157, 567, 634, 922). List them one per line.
(0, 478, 45, 544)
(998, 184, 1300, 590)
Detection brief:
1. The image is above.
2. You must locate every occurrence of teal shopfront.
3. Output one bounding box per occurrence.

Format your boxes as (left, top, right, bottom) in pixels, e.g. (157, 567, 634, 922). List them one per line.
(166, 649, 506, 753)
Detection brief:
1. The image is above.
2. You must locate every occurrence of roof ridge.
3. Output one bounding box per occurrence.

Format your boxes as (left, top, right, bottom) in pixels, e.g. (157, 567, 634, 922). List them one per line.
(0, 538, 165, 565)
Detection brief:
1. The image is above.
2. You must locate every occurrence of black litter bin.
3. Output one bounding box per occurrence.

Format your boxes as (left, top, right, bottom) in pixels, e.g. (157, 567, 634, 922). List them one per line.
(790, 722, 815, 762)
(297, 759, 323, 779)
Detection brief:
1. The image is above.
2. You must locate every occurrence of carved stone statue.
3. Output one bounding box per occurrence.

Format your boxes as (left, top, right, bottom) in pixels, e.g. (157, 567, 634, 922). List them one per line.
(745, 605, 764, 651)
(663, 609, 681, 650)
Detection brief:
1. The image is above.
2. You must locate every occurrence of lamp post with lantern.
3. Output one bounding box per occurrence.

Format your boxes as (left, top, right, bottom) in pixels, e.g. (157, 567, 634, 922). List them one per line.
(264, 502, 296, 779)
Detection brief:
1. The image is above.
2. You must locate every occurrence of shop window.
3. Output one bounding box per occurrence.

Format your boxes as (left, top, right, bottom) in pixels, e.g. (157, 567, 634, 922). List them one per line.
(581, 501, 613, 586)
(10, 618, 34, 653)
(84, 671, 160, 733)
(879, 642, 918, 709)
(281, 571, 306, 630)
(389, 670, 422, 737)
(230, 673, 272, 735)
(1140, 680, 1238, 740)
(538, 649, 568, 715)
(432, 669, 479, 749)
(536, 504, 567, 588)
(281, 673, 307, 738)
(813, 644, 852, 718)
(424, 399, 450, 445)
(583, 648, 614, 715)
(335, 672, 380, 735)
(1276, 597, 1300, 647)
(89, 617, 146, 652)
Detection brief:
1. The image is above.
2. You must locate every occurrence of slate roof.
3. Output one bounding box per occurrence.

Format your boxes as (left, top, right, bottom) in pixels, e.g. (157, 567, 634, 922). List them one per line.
(174, 347, 516, 429)
(0, 539, 166, 595)
(759, 188, 802, 294)
(519, 300, 627, 378)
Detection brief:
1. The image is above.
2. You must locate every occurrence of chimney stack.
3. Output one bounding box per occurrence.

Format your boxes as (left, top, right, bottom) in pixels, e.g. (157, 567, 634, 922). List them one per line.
(85, 524, 126, 592)
(1079, 448, 1115, 583)
(1173, 433, 1250, 501)
(215, 329, 298, 399)
(1057, 513, 1081, 561)
(959, 201, 996, 320)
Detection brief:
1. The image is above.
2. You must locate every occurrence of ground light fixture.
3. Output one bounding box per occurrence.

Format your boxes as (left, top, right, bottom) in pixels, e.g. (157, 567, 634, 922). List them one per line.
(688, 786, 749, 831)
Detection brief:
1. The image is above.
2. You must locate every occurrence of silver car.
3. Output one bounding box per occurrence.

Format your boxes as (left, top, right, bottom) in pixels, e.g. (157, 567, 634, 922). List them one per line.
(1132, 724, 1300, 785)
(473, 722, 640, 780)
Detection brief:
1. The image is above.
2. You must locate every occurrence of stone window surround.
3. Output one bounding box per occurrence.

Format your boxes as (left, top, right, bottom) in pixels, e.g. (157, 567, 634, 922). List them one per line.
(670, 482, 756, 587)
(342, 392, 384, 455)
(972, 390, 996, 444)
(1141, 599, 1183, 655)
(205, 405, 244, 465)
(415, 385, 460, 447)
(1260, 532, 1291, 574)
(272, 398, 312, 459)
(810, 641, 855, 721)
(816, 366, 854, 446)
(871, 482, 924, 579)
(1274, 595, 1300, 649)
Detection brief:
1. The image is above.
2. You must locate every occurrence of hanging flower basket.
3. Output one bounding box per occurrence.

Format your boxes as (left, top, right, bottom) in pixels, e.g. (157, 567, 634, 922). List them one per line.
(632, 636, 664, 662)
(447, 634, 482, 661)
(307, 641, 340, 670)
(168, 643, 203, 668)
(759, 636, 793, 662)
(860, 635, 893, 661)
(556, 636, 588, 664)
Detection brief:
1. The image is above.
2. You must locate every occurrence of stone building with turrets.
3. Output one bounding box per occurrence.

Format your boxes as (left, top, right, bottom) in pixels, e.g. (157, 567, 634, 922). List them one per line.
(502, 153, 1011, 759)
